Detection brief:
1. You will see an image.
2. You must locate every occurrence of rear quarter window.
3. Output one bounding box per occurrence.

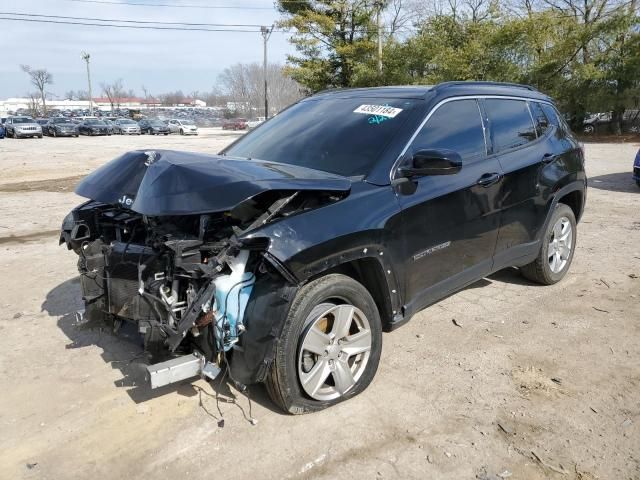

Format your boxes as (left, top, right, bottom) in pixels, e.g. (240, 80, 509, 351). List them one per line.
(485, 99, 537, 152)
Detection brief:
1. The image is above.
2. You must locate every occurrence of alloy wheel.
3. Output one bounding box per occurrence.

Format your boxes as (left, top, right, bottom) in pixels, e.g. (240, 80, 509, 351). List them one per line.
(297, 303, 372, 401)
(548, 216, 572, 273)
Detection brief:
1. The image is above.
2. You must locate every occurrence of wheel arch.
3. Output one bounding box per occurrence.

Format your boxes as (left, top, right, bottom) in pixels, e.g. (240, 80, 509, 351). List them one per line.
(537, 181, 586, 243)
(557, 189, 584, 223)
(304, 256, 396, 332)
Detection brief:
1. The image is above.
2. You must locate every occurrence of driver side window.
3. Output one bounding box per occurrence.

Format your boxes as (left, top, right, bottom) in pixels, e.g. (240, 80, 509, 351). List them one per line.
(410, 99, 486, 163)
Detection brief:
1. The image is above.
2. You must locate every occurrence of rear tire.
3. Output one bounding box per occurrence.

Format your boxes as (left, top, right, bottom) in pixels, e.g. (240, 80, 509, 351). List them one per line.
(521, 203, 577, 285)
(266, 274, 382, 414)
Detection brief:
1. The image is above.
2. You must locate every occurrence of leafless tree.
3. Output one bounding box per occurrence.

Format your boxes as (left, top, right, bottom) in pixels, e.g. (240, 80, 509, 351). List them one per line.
(384, 0, 415, 37)
(466, 0, 492, 21)
(26, 92, 40, 117)
(218, 63, 303, 117)
(158, 90, 187, 106)
(101, 79, 125, 111)
(21, 65, 53, 115)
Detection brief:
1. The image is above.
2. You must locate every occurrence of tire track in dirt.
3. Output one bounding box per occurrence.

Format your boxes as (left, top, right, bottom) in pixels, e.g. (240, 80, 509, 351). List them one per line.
(0, 175, 86, 193)
(0, 229, 60, 245)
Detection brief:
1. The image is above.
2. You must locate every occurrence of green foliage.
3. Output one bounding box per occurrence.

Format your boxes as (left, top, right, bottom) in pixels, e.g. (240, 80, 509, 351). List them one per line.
(277, 0, 379, 90)
(280, 0, 640, 132)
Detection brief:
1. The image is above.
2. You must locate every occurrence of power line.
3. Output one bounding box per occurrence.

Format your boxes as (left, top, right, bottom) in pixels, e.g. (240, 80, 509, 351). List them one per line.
(57, 0, 350, 9)
(64, 0, 275, 10)
(0, 16, 263, 32)
(0, 13, 407, 34)
(1, 11, 265, 27)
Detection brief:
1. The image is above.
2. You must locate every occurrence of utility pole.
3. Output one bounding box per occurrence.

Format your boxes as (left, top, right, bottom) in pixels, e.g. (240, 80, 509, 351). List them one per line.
(376, 2, 383, 74)
(260, 25, 273, 119)
(81, 52, 93, 116)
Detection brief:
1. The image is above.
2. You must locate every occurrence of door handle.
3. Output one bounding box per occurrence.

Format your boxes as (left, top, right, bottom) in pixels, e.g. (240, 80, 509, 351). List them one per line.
(542, 153, 557, 164)
(477, 172, 502, 187)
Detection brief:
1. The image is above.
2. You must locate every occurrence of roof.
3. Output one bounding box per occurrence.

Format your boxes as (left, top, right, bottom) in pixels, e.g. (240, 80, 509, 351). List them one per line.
(311, 81, 551, 102)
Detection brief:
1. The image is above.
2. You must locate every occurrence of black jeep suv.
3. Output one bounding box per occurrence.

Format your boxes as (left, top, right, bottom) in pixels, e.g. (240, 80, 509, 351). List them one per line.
(60, 82, 586, 414)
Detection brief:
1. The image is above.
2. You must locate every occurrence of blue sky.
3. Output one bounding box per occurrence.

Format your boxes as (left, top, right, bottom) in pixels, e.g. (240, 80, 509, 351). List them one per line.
(0, 0, 294, 98)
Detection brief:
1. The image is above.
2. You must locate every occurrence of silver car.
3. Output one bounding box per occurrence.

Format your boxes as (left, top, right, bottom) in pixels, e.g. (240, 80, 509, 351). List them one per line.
(113, 118, 141, 135)
(167, 119, 198, 135)
(5, 116, 43, 138)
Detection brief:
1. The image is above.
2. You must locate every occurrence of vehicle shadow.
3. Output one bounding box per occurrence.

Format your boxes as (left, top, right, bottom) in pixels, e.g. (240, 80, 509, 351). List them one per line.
(42, 276, 284, 416)
(486, 267, 542, 287)
(588, 172, 638, 193)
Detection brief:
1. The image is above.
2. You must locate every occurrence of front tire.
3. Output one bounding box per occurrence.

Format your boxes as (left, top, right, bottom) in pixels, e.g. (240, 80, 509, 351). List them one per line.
(521, 203, 577, 285)
(266, 274, 382, 414)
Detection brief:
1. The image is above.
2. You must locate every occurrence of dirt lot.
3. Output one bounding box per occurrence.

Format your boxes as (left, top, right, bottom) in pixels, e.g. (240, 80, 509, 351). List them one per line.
(0, 131, 638, 480)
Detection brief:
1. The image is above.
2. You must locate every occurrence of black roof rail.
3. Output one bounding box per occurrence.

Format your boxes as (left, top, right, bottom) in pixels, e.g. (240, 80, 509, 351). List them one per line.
(435, 81, 538, 92)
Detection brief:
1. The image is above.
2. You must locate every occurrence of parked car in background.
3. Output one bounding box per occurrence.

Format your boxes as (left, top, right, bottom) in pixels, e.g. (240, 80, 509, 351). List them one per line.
(45, 117, 79, 137)
(633, 149, 640, 188)
(60, 82, 587, 413)
(78, 119, 111, 136)
(583, 110, 640, 134)
(247, 117, 266, 129)
(35, 118, 49, 131)
(4, 116, 43, 138)
(167, 119, 198, 135)
(138, 119, 170, 135)
(113, 118, 141, 135)
(103, 119, 116, 135)
(0, 123, 5, 139)
(222, 118, 248, 130)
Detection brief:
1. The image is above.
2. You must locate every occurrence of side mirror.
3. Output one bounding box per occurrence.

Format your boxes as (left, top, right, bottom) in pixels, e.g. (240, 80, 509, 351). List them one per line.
(398, 149, 463, 178)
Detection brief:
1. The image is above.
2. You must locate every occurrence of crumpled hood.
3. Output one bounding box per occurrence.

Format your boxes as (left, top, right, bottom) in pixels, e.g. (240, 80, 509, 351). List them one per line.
(75, 150, 351, 216)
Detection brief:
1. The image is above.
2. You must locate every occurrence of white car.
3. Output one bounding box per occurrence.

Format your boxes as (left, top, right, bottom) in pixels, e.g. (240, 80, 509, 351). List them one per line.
(167, 119, 198, 135)
(247, 116, 266, 129)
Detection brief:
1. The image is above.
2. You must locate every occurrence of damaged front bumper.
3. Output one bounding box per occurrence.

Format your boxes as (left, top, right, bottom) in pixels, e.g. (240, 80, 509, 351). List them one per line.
(60, 150, 349, 388)
(146, 352, 221, 389)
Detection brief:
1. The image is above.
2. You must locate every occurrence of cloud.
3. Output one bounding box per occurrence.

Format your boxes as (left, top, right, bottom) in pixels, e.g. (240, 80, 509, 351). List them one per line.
(0, 0, 293, 97)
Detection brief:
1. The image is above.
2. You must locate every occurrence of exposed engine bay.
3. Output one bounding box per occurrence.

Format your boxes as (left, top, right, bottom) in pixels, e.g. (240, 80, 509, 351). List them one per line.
(59, 150, 350, 387)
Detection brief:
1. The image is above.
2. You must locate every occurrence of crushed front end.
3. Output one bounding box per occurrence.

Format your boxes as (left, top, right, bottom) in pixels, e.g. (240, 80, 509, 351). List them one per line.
(61, 201, 260, 362)
(59, 150, 350, 388)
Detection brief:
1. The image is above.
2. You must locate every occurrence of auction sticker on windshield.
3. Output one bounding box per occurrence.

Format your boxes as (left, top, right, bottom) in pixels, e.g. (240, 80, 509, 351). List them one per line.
(353, 104, 403, 118)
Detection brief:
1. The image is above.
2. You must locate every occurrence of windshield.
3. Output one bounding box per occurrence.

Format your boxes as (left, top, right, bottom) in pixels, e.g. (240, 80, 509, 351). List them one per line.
(224, 97, 419, 176)
(13, 117, 34, 124)
(118, 119, 135, 124)
(149, 121, 165, 126)
(87, 120, 105, 125)
(53, 118, 73, 124)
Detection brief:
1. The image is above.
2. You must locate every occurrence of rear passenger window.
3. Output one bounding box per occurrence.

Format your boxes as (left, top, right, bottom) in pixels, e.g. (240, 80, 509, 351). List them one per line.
(411, 99, 486, 162)
(485, 99, 536, 152)
(539, 103, 559, 128)
(530, 102, 549, 137)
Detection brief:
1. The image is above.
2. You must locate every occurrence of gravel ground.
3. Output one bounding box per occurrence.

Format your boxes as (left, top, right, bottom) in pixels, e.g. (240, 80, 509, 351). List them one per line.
(0, 132, 638, 480)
